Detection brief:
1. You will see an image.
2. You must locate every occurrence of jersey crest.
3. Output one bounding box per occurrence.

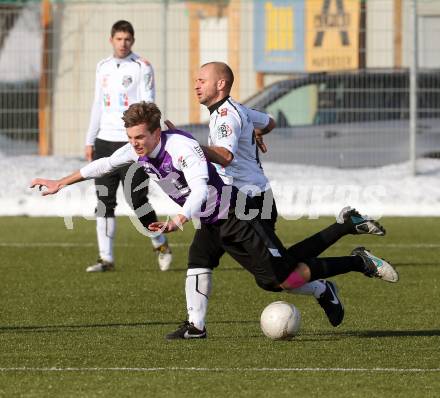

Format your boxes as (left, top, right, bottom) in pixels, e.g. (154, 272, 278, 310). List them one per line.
(217, 123, 232, 139)
(122, 75, 133, 88)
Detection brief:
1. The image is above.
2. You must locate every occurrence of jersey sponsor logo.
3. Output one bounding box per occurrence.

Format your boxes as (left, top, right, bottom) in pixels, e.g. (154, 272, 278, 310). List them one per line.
(141, 164, 161, 180)
(140, 162, 190, 198)
(220, 108, 228, 117)
(144, 72, 153, 92)
(101, 74, 110, 88)
(178, 155, 189, 169)
(217, 123, 232, 139)
(139, 57, 151, 66)
(122, 75, 133, 88)
(103, 93, 111, 107)
(194, 145, 206, 160)
(119, 93, 129, 107)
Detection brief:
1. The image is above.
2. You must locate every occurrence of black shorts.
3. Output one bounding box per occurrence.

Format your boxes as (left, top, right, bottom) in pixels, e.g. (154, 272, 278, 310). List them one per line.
(244, 189, 278, 231)
(187, 189, 278, 268)
(188, 208, 296, 291)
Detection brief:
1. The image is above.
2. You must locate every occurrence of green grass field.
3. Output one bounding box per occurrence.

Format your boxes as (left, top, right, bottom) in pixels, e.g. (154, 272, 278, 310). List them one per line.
(0, 216, 439, 397)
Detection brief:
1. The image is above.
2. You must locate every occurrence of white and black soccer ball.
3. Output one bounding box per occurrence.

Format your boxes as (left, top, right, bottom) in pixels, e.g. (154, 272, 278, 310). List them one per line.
(260, 301, 301, 340)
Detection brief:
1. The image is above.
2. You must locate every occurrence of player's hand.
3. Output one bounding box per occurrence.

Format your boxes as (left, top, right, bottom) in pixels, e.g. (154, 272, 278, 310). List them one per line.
(85, 145, 94, 162)
(254, 129, 267, 153)
(148, 221, 173, 233)
(164, 120, 176, 130)
(148, 215, 187, 233)
(30, 178, 63, 196)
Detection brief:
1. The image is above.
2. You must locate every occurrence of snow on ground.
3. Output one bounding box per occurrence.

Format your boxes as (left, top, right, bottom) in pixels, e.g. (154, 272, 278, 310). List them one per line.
(3, 154, 440, 221)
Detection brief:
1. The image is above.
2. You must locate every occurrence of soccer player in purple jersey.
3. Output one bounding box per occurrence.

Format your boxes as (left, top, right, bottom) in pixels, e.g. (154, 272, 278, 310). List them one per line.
(31, 102, 399, 340)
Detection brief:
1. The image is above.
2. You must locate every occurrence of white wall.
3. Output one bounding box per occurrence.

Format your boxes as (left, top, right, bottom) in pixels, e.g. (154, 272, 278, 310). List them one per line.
(366, 0, 394, 67)
(51, 2, 191, 156)
(402, 0, 440, 68)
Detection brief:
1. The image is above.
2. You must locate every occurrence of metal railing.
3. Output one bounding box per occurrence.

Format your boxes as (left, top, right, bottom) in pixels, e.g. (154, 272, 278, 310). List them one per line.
(0, 0, 439, 172)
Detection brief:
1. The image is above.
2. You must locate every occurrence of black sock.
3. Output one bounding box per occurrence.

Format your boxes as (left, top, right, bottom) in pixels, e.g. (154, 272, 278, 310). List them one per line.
(305, 256, 365, 281)
(287, 223, 350, 259)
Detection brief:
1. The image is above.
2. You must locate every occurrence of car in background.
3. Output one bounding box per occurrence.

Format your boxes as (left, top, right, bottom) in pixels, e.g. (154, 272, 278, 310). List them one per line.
(180, 69, 440, 167)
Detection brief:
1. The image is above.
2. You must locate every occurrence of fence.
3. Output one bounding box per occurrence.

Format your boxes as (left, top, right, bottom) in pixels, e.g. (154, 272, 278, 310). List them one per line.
(0, 0, 439, 170)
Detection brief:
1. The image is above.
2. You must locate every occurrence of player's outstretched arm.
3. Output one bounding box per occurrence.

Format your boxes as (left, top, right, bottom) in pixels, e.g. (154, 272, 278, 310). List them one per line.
(30, 171, 84, 196)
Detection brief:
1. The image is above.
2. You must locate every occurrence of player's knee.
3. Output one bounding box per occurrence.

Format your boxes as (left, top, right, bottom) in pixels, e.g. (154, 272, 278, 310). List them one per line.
(95, 195, 117, 218)
(95, 205, 115, 218)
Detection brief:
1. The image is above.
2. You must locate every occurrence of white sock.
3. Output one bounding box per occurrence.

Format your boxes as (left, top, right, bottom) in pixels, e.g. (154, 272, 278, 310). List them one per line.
(96, 217, 116, 263)
(186, 268, 212, 330)
(151, 234, 167, 249)
(285, 280, 326, 299)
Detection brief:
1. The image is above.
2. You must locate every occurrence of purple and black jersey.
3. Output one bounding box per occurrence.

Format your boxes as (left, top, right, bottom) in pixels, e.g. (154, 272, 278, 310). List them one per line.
(138, 130, 236, 224)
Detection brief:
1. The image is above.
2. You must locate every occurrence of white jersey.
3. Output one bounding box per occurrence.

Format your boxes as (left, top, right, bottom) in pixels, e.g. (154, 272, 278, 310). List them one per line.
(208, 97, 270, 194)
(85, 52, 155, 145)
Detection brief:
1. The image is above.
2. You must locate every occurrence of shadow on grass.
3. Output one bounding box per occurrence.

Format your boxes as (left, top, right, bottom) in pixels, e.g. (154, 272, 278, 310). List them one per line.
(0, 319, 258, 334)
(2, 320, 439, 342)
(144, 263, 437, 272)
(393, 262, 440, 267)
(143, 266, 245, 273)
(308, 329, 440, 339)
(235, 329, 440, 341)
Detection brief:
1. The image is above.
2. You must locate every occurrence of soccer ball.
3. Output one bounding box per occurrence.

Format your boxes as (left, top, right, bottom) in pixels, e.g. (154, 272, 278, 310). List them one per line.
(260, 301, 301, 340)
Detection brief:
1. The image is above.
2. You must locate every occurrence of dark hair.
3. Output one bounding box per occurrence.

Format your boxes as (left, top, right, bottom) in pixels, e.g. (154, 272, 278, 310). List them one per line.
(111, 20, 135, 38)
(202, 61, 234, 89)
(122, 101, 161, 131)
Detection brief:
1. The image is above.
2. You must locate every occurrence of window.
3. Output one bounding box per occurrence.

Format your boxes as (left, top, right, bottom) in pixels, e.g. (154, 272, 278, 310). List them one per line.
(265, 84, 319, 127)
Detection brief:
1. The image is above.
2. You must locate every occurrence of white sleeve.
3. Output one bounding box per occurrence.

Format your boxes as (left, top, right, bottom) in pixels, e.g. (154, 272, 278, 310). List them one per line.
(211, 113, 241, 155)
(80, 143, 137, 179)
(181, 177, 209, 220)
(168, 138, 209, 219)
(138, 60, 155, 103)
(85, 63, 103, 146)
(247, 108, 270, 129)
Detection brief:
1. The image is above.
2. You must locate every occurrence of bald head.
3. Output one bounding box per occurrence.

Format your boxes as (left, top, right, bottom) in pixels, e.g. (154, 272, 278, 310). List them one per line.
(195, 62, 235, 107)
(201, 62, 234, 91)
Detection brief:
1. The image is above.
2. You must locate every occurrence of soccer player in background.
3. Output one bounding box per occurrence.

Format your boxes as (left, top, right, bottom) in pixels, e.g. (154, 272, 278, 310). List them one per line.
(30, 102, 399, 340)
(165, 62, 386, 332)
(84, 20, 171, 272)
